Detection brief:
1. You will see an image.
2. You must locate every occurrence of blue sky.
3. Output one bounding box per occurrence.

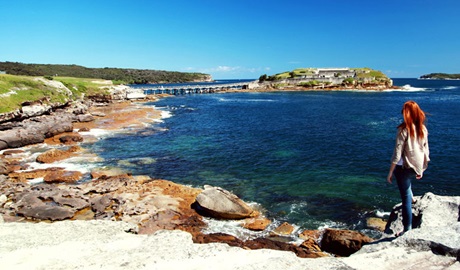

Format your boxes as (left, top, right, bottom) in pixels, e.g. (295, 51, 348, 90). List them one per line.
(1, 0, 459, 79)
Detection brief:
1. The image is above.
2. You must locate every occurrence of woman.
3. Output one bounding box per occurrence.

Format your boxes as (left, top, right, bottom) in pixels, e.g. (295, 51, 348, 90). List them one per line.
(387, 100, 430, 235)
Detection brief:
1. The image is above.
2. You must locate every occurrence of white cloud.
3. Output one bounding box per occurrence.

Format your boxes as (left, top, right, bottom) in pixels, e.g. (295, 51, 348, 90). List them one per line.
(182, 66, 270, 74)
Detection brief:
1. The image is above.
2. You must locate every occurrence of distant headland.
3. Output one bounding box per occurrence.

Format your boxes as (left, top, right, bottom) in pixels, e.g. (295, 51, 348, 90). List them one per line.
(419, 73, 460, 80)
(0, 62, 212, 84)
(257, 67, 395, 91)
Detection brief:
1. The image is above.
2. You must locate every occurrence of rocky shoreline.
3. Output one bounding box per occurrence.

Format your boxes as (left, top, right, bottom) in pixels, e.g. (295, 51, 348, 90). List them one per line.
(0, 89, 459, 269)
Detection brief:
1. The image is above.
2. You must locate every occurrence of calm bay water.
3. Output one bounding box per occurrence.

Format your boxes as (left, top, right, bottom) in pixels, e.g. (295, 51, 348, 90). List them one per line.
(89, 79, 460, 232)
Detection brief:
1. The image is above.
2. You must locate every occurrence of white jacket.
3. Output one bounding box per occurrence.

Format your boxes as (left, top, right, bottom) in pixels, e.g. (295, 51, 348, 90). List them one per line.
(391, 125, 430, 176)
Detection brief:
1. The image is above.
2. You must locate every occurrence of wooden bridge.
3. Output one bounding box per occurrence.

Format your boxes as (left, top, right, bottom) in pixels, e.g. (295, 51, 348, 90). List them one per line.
(135, 81, 253, 95)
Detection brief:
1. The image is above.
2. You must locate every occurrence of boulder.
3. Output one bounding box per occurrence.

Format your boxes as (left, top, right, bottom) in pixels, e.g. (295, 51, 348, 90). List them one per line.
(43, 170, 83, 183)
(385, 192, 460, 235)
(270, 222, 295, 236)
(366, 217, 387, 231)
(77, 114, 95, 122)
(241, 217, 271, 231)
(59, 134, 84, 144)
(195, 185, 257, 219)
(320, 229, 374, 257)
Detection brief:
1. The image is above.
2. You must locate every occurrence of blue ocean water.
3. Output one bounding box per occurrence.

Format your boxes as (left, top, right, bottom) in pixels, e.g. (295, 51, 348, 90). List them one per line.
(89, 79, 460, 232)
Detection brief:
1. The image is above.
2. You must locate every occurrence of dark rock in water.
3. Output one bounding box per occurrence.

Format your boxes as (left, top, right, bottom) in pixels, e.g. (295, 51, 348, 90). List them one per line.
(320, 229, 374, 257)
(195, 185, 257, 219)
(59, 134, 84, 144)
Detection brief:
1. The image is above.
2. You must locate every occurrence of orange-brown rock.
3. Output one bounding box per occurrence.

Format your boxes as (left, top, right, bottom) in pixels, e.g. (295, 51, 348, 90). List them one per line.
(270, 222, 295, 236)
(300, 238, 322, 253)
(320, 228, 374, 257)
(8, 167, 65, 182)
(2, 150, 24, 155)
(36, 149, 72, 163)
(241, 217, 271, 231)
(299, 229, 322, 241)
(43, 170, 83, 183)
(366, 217, 387, 231)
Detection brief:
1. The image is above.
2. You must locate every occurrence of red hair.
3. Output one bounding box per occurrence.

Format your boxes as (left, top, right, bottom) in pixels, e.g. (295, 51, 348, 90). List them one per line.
(398, 100, 426, 139)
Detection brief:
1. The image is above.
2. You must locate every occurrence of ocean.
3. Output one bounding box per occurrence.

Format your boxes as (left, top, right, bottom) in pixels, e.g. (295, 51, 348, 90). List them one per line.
(88, 78, 460, 237)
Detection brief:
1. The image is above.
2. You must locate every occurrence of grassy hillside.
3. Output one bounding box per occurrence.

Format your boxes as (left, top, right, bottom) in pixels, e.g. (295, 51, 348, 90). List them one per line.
(0, 62, 211, 84)
(0, 74, 112, 113)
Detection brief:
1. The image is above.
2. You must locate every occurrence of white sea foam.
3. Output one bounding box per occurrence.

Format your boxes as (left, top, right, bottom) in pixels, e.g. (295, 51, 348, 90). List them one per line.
(441, 86, 458, 90)
(160, 110, 172, 119)
(383, 84, 427, 92)
(217, 97, 276, 103)
(375, 210, 390, 218)
(79, 128, 111, 138)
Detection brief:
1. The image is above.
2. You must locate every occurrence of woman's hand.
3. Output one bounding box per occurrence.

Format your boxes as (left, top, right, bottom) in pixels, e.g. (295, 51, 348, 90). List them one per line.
(387, 173, 393, 184)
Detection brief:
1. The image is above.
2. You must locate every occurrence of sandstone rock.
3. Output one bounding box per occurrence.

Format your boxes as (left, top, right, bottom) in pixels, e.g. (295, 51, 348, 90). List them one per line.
(195, 185, 256, 219)
(91, 194, 113, 214)
(0, 194, 7, 207)
(300, 238, 322, 253)
(299, 229, 322, 241)
(77, 114, 95, 122)
(17, 204, 76, 221)
(2, 149, 24, 155)
(78, 127, 90, 132)
(321, 229, 374, 257)
(385, 192, 460, 235)
(0, 159, 8, 175)
(243, 237, 328, 258)
(43, 170, 83, 183)
(270, 222, 295, 236)
(36, 148, 72, 163)
(366, 217, 386, 231)
(21, 104, 51, 118)
(59, 134, 84, 144)
(241, 217, 271, 231)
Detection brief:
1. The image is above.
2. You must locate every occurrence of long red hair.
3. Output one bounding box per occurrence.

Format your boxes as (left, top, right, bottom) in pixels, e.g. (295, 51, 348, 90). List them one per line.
(398, 100, 426, 139)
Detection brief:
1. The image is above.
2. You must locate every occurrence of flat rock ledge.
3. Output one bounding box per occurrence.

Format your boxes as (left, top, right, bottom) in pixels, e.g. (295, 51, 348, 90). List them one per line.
(0, 219, 458, 270)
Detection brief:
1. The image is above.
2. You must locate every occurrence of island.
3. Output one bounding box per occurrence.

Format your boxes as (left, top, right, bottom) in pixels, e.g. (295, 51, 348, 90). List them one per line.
(419, 73, 460, 80)
(257, 67, 395, 90)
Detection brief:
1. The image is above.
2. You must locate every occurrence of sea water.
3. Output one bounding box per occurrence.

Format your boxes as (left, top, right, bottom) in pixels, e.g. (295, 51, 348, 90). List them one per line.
(88, 78, 460, 235)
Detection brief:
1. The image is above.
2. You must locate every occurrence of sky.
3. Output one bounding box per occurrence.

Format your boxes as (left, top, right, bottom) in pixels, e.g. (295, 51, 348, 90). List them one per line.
(1, 0, 459, 79)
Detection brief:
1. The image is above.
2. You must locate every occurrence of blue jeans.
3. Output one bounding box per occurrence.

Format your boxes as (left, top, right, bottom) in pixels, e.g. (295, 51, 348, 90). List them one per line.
(394, 165, 416, 232)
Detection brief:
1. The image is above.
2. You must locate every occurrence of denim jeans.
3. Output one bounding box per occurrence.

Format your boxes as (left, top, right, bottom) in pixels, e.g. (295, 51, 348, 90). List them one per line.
(394, 165, 416, 232)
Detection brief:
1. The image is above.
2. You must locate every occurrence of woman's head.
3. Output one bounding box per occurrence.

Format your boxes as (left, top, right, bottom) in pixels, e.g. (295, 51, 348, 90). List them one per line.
(400, 100, 426, 139)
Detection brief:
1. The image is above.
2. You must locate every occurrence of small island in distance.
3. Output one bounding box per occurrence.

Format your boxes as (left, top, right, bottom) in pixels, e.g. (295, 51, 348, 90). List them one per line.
(257, 67, 396, 91)
(419, 73, 460, 80)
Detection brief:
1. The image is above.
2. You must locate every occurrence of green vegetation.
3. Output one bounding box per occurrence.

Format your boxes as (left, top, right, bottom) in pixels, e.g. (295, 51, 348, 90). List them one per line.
(0, 74, 112, 113)
(420, 73, 460, 80)
(0, 62, 210, 84)
(259, 67, 391, 85)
